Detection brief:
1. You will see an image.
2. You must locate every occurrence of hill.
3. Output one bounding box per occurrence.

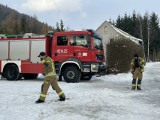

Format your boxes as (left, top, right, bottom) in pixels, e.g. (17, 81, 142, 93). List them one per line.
(0, 4, 53, 35)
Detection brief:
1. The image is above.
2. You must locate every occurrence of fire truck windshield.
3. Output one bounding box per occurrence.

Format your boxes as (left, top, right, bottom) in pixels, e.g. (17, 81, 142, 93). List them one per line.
(70, 35, 90, 48)
(93, 37, 103, 50)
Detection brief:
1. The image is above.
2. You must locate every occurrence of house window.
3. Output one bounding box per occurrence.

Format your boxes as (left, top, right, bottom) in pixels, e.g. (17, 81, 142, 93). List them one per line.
(104, 26, 107, 32)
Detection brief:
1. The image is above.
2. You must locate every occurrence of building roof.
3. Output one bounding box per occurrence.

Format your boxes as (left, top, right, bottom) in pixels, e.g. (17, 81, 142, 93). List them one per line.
(96, 21, 143, 44)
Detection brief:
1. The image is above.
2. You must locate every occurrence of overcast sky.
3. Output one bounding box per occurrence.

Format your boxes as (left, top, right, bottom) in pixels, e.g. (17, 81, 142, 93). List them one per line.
(1, 0, 160, 30)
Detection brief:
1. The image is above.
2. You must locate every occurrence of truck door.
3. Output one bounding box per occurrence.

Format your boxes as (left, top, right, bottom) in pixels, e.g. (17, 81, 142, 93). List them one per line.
(70, 35, 92, 62)
(52, 36, 69, 62)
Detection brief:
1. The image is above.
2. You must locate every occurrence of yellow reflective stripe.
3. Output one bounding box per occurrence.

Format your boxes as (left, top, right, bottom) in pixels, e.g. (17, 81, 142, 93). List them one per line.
(40, 94, 46, 98)
(51, 61, 55, 73)
(58, 91, 64, 96)
(42, 60, 46, 63)
(141, 70, 144, 72)
(46, 61, 51, 63)
(46, 74, 56, 77)
(137, 84, 141, 87)
(132, 84, 136, 87)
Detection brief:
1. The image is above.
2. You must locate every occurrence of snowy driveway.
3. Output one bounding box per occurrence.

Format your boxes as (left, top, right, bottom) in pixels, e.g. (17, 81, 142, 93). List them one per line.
(0, 62, 160, 120)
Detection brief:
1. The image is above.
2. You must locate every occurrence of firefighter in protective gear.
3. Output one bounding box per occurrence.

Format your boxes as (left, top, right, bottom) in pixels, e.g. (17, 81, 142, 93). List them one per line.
(130, 54, 145, 90)
(35, 52, 65, 103)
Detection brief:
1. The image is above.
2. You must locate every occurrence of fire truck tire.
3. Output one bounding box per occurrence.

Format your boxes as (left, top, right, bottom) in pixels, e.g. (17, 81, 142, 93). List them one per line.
(23, 74, 38, 80)
(4, 64, 20, 80)
(63, 66, 81, 83)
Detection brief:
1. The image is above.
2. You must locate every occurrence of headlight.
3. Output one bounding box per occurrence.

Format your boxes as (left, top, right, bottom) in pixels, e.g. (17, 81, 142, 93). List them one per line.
(91, 64, 98, 72)
(92, 65, 97, 70)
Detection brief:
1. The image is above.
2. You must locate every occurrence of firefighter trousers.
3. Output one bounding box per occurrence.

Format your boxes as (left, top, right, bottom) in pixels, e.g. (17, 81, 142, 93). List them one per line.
(39, 76, 65, 101)
(133, 68, 143, 80)
(132, 68, 143, 89)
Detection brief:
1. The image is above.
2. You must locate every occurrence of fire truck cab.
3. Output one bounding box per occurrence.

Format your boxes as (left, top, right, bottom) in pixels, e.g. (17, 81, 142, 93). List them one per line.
(0, 30, 106, 83)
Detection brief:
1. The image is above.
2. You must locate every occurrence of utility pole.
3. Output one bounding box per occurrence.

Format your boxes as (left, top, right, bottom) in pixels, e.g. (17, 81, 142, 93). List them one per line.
(147, 27, 150, 62)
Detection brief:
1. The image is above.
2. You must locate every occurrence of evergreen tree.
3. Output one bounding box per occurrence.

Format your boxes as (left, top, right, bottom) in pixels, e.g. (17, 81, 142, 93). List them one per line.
(132, 11, 139, 38)
(141, 13, 149, 57)
(20, 15, 30, 34)
(56, 22, 60, 32)
(149, 12, 160, 55)
(31, 15, 40, 34)
(60, 19, 65, 31)
(116, 15, 122, 28)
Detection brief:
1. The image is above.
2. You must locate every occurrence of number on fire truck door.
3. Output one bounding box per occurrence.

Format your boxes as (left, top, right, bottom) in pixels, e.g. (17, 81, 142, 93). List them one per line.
(57, 49, 68, 54)
(53, 36, 69, 62)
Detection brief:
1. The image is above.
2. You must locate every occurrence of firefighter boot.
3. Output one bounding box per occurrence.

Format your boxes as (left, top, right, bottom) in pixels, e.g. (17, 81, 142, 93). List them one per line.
(131, 79, 136, 90)
(137, 79, 142, 90)
(35, 99, 44, 104)
(59, 94, 65, 101)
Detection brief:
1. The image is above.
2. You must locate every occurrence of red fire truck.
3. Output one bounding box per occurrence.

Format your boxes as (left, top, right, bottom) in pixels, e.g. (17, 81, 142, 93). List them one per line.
(0, 30, 106, 83)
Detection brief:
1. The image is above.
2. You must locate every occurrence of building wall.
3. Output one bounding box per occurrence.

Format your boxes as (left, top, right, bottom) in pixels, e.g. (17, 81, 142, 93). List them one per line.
(96, 21, 144, 62)
(96, 21, 121, 60)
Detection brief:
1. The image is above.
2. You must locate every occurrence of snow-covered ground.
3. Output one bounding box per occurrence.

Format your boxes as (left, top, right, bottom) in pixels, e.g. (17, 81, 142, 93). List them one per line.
(0, 62, 160, 120)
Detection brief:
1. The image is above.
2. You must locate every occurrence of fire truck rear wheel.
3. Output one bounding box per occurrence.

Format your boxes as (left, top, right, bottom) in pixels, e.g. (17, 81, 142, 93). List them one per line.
(23, 74, 38, 80)
(4, 64, 20, 80)
(63, 66, 81, 83)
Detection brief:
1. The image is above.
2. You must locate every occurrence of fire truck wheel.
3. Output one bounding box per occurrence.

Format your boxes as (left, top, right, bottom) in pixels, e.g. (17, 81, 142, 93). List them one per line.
(23, 74, 38, 80)
(63, 66, 81, 83)
(4, 64, 20, 80)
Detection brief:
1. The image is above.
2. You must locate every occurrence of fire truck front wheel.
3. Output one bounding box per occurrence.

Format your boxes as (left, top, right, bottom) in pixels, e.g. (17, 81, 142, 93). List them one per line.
(63, 66, 81, 83)
(3, 64, 20, 80)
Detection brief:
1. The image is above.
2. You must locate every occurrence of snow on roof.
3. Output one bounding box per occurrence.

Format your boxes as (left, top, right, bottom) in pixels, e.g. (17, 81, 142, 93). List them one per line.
(109, 22, 142, 44)
(96, 21, 143, 45)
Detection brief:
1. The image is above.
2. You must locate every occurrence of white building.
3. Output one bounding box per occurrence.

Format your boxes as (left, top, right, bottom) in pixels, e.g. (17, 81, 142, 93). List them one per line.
(96, 21, 143, 58)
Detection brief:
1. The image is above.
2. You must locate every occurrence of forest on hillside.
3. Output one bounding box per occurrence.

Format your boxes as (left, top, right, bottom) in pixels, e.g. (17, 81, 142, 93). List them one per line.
(0, 4, 65, 35)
